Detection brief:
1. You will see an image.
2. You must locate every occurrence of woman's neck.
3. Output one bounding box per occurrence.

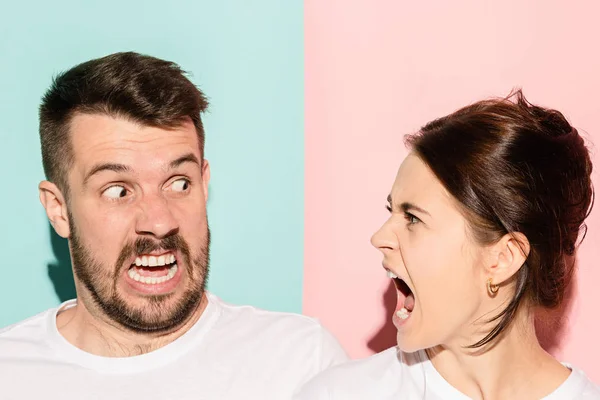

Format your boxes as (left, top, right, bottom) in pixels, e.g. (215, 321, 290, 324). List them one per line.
(426, 309, 571, 400)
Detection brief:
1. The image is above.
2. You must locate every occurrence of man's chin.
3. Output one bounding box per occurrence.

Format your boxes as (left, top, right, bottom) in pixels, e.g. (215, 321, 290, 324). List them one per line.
(102, 289, 204, 334)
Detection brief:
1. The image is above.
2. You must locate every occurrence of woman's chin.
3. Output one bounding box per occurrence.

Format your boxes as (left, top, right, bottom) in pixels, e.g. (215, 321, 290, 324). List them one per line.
(396, 336, 424, 354)
(395, 330, 437, 354)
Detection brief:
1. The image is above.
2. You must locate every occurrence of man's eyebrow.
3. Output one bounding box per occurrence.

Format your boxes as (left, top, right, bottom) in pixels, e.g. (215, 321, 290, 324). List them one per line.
(387, 194, 431, 216)
(169, 153, 200, 169)
(83, 153, 201, 186)
(84, 163, 131, 186)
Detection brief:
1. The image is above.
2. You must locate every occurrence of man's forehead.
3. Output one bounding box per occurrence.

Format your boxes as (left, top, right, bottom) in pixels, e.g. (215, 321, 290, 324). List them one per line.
(69, 113, 196, 141)
(69, 113, 200, 165)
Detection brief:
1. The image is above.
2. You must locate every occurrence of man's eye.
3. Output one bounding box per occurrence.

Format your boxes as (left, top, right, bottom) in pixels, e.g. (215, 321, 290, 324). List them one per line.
(171, 179, 190, 192)
(103, 185, 127, 199)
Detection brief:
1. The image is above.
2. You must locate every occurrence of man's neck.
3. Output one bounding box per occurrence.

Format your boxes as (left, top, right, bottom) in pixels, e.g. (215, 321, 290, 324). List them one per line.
(55, 294, 208, 357)
(426, 311, 570, 400)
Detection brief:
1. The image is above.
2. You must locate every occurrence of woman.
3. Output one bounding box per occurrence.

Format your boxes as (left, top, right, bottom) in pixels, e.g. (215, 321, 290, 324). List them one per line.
(295, 91, 599, 399)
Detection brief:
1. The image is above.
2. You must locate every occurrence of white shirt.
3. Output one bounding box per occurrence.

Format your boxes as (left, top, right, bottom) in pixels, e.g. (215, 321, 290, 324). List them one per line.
(294, 346, 600, 400)
(0, 292, 348, 400)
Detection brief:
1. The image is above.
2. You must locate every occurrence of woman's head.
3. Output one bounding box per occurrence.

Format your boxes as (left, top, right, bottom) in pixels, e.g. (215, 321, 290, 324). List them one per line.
(371, 90, 594, 352)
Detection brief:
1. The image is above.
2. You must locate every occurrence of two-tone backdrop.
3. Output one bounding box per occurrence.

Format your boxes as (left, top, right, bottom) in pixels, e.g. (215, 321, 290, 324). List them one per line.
(1, 0, 598, 383)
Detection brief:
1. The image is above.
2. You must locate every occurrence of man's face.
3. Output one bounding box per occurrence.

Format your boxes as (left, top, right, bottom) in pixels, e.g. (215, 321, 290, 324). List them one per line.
(64, 113, 210, 333)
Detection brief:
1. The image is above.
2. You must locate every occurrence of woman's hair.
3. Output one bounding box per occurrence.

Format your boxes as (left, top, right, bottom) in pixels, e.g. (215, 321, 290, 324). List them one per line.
(406, 89, 594, 348)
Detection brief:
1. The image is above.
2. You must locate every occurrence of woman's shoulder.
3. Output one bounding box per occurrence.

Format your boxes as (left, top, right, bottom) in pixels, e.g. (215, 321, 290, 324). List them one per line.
(551, 363, 600, 399)
(580, 380, 600, 399)
(293, 347, 427, 400)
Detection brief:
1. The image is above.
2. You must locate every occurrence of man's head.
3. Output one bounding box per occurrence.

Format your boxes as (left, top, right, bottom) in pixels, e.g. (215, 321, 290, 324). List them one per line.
(40, 51, 208, 196)
(38, 52, 211, 334)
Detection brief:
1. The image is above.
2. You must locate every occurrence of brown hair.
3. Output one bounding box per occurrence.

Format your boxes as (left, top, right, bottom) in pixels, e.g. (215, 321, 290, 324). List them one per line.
(406, 90, 594, 347)
(39, 51, 209, 196)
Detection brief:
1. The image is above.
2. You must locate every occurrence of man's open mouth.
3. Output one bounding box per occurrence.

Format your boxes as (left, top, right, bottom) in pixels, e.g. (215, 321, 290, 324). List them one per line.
(127, 252, 179, 285)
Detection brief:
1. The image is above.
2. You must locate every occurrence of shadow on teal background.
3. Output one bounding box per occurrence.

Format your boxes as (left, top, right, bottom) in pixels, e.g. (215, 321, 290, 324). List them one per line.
(47, 223, 76, 302)
(0, 0, 304, 327)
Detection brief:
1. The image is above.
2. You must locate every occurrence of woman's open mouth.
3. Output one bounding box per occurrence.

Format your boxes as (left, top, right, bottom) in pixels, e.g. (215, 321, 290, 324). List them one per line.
(387, 270, 415, 323)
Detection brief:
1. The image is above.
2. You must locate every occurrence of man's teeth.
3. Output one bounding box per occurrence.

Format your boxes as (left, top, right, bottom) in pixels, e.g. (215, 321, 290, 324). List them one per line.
(396, 307, 409, 320)
(134, 254, 176, 267)
(128, 264, 178, 284)
(387, 270, 399, 279)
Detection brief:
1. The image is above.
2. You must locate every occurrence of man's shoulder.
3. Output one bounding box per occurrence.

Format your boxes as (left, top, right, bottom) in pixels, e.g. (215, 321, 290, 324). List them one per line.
(207, 292, 348, 368)
(309, 346, 399, 381)
(293, 347, 404, 399)
(0, 309, 54, 355)
(209, 292, 326, 333)
(0, 309, 50, 337)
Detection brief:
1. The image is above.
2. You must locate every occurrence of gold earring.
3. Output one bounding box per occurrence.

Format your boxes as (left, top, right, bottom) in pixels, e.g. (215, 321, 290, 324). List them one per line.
(487, 278, 499, 296)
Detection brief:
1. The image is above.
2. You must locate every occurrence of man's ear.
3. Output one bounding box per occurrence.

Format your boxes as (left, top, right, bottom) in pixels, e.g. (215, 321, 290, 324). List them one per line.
(485, 232, 530, 288)
(201, 159, 210, 203)
(39, 181, 71, 239)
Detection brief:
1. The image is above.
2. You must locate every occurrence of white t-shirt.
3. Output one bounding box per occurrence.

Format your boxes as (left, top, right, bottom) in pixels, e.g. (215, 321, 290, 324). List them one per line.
(294, 346, 600, 400)
(0, 292, 348, 400)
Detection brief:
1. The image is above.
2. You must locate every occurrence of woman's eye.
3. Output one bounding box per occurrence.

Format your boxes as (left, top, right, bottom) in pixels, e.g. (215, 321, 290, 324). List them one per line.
(171, 179, 190, 192)
(404, 212, 420, 225)
(103, 185, 127, 199)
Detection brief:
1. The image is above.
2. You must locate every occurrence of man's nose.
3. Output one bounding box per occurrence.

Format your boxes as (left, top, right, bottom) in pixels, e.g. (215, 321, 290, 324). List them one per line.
(135, 193, 179, 239)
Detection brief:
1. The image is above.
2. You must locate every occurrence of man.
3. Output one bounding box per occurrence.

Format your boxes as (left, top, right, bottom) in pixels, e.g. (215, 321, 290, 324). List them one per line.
(0, 52, 347, 399)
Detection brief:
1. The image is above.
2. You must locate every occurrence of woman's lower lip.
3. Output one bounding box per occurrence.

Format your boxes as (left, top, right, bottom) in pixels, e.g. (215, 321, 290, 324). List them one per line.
(392, 308, 412, 328)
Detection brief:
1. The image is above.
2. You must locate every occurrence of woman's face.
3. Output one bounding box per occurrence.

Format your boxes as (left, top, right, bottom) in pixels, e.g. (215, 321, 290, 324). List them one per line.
(371, 153, 493, 352)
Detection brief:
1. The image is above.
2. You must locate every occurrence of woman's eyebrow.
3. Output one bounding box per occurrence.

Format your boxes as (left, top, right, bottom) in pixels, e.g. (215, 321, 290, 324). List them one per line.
(387, 194, 430, 216)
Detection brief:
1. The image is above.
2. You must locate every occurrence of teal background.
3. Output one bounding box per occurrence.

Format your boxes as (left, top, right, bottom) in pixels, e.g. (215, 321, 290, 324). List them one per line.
(0, 1, 304, 327)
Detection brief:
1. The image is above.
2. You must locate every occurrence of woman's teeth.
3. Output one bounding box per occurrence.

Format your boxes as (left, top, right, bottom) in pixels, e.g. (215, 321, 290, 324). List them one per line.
(396, 308, 410, 320)
(128, 264, 178, 285)
(134, 254, 176, 267)
(387, 270, 414, 319)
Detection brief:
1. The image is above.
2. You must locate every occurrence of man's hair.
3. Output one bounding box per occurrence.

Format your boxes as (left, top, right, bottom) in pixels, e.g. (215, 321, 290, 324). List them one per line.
(39, 51, 209, 196)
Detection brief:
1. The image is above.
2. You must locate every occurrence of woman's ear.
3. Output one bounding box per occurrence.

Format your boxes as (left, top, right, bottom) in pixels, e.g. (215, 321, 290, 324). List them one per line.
(485, 232, 530, 287)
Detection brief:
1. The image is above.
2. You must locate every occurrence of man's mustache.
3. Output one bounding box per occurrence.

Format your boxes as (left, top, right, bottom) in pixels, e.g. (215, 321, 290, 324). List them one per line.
(115, 234, 191, 271)
(133, 235, 188, 255)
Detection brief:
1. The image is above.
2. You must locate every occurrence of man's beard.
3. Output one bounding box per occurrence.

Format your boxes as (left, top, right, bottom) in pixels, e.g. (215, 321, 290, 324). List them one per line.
(69, 217, 210, 334)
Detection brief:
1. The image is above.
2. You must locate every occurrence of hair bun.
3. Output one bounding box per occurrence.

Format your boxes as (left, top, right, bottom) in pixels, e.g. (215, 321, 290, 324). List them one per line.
(516, 92, 574, 138)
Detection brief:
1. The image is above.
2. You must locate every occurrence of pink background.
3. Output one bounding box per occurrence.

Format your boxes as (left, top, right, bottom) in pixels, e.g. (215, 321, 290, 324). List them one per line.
(304, 0, 600, 383)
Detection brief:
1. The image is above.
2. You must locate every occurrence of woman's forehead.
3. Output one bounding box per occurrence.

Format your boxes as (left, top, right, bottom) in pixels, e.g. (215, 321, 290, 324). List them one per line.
(392, 154, 453, 208)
